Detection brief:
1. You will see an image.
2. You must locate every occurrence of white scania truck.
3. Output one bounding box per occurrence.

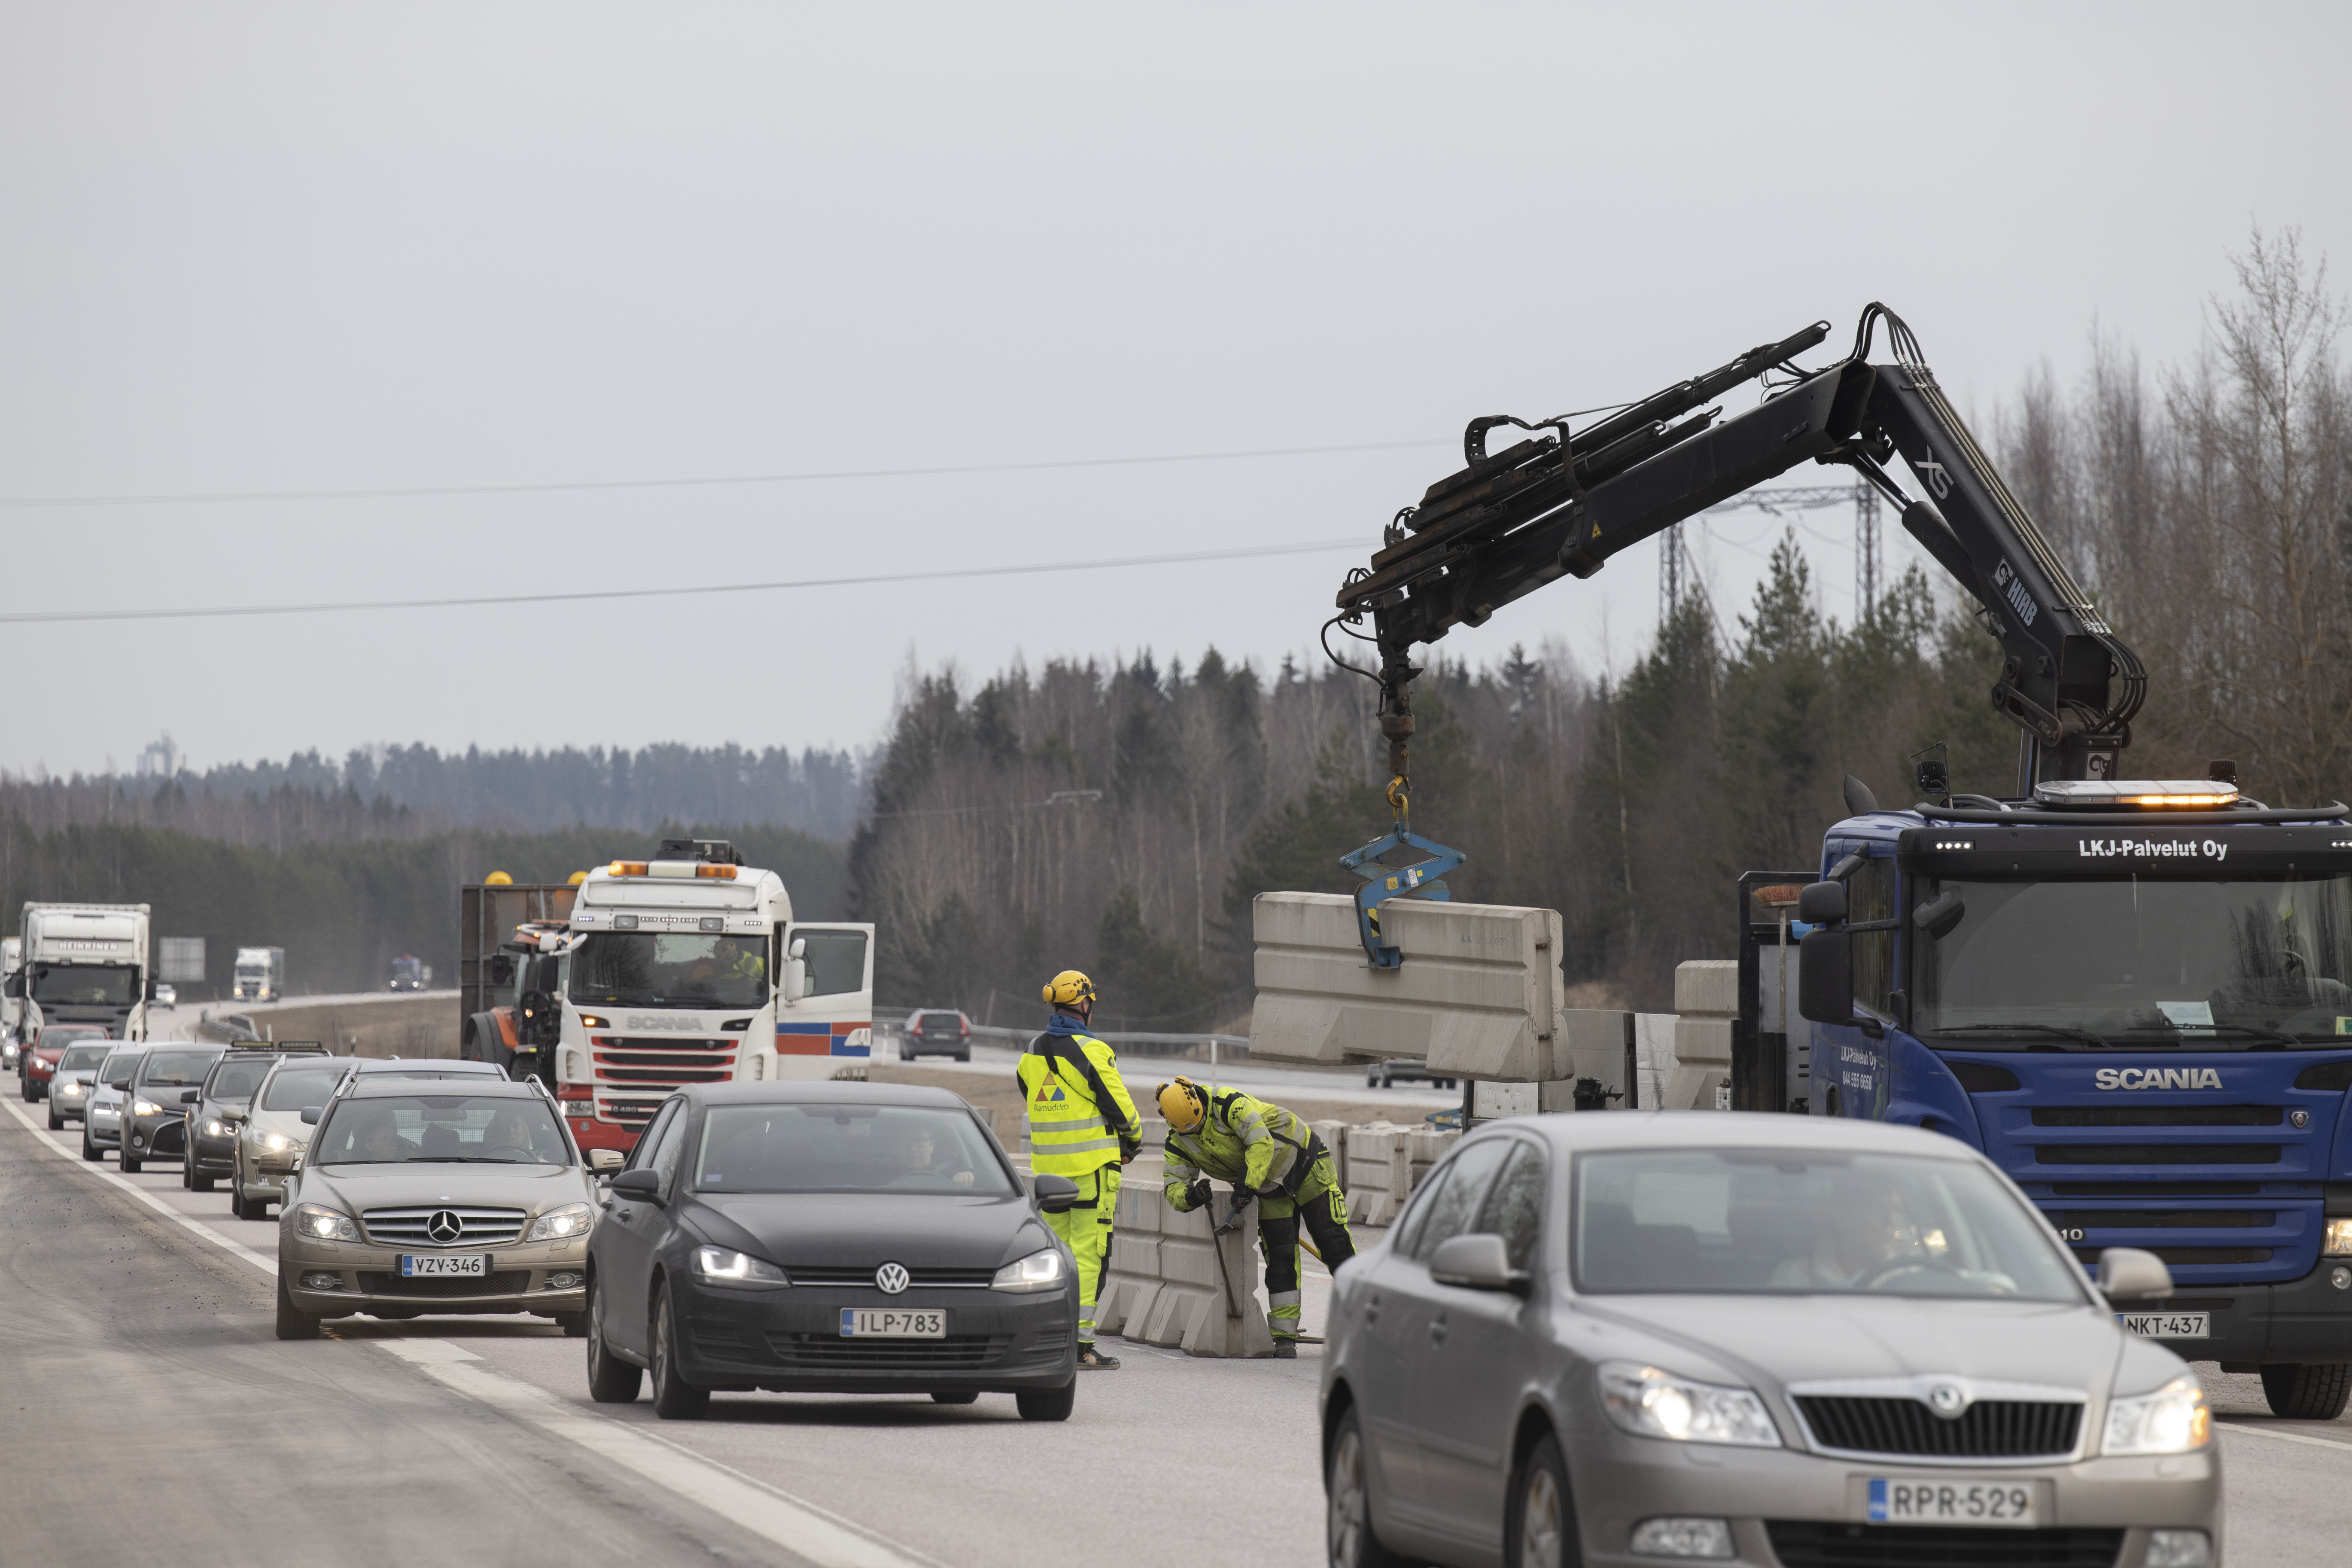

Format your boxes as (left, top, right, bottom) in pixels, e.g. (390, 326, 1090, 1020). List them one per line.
(1, 936, 22, 1066)
(9, 904, 152, 1044)
(547, 839, 874, 1156)
(232, 947, 286, 1002)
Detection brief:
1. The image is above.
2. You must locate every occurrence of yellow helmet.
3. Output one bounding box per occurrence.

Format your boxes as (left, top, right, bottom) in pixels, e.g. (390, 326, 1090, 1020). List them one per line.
(567, 870, 588, 886)
(1158, 1076, 1207, 1133)
(484, 871, 514, 886)
(1041, 970, 1098, 1009)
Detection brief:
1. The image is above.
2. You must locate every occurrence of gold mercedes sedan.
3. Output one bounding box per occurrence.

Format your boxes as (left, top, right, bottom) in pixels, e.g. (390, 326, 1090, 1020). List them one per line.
(275, 1078, 615, 1339)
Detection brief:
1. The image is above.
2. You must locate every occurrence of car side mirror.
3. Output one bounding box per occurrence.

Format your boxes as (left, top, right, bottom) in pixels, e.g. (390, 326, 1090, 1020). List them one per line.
(609, 1169, 662, 1200)
(222, 1105, 248, 1123)
(1033, 1174, 1079, 1214)
(299, 1105, 323, 1125)
(2096, 1246, 2174, 1303)
(1795, 879, 1848, 925)
(181, 1089, 201, 1104)
(588, 1148, 626, 1172)
(1427, 1232, 1526, 1294)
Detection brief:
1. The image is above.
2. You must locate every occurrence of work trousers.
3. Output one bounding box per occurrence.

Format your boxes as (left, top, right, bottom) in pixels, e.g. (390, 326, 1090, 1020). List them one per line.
(1042, 1163, 1121, 1344)
(1256, 1153, 1355, 1341)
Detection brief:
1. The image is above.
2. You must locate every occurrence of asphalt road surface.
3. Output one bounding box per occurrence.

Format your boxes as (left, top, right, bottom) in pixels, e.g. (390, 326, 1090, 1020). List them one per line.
(10, 1088, 2352, 1568)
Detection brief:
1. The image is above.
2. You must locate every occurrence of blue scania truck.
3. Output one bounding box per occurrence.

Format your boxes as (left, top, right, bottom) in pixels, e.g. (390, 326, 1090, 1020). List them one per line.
(1328, 301, 2352, 1419)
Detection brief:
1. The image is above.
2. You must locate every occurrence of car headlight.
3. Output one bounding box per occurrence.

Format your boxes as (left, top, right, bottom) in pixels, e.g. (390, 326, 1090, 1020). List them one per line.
(60, 1081, 85, 1096)
(526, 1203, 594, 1242)
(2325, 1218, 2352, 1256)
(691, 1246, 789, 1285)
(204, 1120, 228, 1138)
(256, 1130, 294, 1152)
(1598, 1362, 1781, 1448)
(992, 1248, 1067, 1293)
(2103, 1375, 2210, 1455)
(131, 1099, 161, 1117)
(293, 1204, 359, 1242)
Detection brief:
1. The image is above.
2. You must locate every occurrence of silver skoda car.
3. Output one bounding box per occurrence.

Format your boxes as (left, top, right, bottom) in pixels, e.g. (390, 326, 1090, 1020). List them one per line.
(1321, 1113, 2221, 1568)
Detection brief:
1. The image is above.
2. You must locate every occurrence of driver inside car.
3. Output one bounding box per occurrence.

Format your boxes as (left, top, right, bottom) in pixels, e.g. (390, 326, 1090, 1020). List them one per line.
(486, 1107, 546, 1161)
(353, 1110, 407, 1163)
(1773, 1178, 1926, 1288)
(888, 1120, 975, 1188)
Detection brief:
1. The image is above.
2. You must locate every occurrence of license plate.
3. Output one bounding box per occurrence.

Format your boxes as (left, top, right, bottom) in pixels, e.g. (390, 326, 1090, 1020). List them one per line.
(2119, 1311, 2210, 1339)
(839, 1309, 945, 1337)
(1866, 1478, 2039, 1527)
(400, 1254, 490, 1277)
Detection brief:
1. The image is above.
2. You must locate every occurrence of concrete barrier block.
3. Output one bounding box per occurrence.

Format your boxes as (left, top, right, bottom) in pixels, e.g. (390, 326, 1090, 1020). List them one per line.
(1310, 1120, 1348, 1188)
(1664, 1063, 1732, 1111)
(1107, 1279, 1162, 1339)
(1115, 1182, 1164, 1234)
(1634, 1013, 1678, 1110)
(1180, 1288, 1277, 1358)
(1160, 1201, 1214, 1240)
(1674, 959, 1740, 1017)
(1674, 1016, 1735, 1066)
(1248, 892, 1567, 1077)
(1135, 1282, 1215, 1346)
(1156, 1236, 1222, 1291)
(1563, 1008, 1634, 1100)
(1094, 1272, 1143, 1336)
(1348, 1188, 1392, 1227)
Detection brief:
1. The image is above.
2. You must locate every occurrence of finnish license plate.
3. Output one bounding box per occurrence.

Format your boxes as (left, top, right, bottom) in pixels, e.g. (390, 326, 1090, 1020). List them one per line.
(2119, 1311, 2210, 1339)
(839, 1308, 944, 1337)
(1867, 1478, 2040, 1526)
(399, 1254, 490, 1278)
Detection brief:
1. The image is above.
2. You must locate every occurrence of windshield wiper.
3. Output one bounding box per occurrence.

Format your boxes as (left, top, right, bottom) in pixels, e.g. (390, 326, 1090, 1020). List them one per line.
(2114, 1023, 2306, 1048)
(1931, 1022, 2116, 1049)
(400, 1155, 524, 1163)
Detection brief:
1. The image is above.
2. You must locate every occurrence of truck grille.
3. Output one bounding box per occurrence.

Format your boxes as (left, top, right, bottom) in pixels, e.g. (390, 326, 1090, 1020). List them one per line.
(589, 1036, 738, 1100)
(2033, 1143, 2280, 1164)
(2033, 1105, 2280, 1127)
(2048, 1209, 2272, 1229)
(2072, 1245, 2272, 1265)
(2047, 1181, 2262, 1196)
(1765, 1522, 2122, 1568)
(1795, 1397, 2081, 1459)
(363, 1206, 528, 1246)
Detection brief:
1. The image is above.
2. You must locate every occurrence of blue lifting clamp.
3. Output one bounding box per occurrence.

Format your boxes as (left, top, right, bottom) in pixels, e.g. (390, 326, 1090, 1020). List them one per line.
(1339, 778, 1465, 969)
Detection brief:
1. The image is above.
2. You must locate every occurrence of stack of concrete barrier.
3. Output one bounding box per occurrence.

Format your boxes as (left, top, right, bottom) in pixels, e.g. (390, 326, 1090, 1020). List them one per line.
(1333, 1121, 1459, 1226)
(1095, 1181, 1275, 1358)
(1665, 960, 1736, 1110)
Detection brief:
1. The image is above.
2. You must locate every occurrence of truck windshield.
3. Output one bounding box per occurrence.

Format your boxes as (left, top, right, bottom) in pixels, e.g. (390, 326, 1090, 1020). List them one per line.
(569, 933, 769, 1010)
(32, 964, 137, 1005)
(1914, 874, 2352, 1046)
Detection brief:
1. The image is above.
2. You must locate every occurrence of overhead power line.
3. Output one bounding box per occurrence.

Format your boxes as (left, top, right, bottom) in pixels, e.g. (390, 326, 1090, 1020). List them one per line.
(0, 438, 1452, 510)
(0, 537, 1366, 629)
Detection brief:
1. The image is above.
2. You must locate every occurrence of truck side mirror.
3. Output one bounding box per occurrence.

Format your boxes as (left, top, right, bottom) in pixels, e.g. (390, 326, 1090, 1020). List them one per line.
(1795, 880, 1847, 925)
(489, 955, 516, 986)
(1797, 927, 1855, 1025)
(2, 972, 19, 998)
(782, 957, 808, 1004)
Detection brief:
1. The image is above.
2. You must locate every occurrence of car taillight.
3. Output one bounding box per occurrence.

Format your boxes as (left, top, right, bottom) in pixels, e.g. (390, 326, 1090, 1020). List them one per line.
(959, 1023, 969, 1036)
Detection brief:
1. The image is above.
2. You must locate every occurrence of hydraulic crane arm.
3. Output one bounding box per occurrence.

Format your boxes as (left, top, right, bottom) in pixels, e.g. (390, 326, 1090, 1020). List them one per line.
(1333, 303, 2144, 822)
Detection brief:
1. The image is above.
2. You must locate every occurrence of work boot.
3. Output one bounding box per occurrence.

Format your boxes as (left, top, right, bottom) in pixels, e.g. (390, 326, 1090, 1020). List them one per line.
(1077, 1344, 1121, 1370)
(1272, 1340, 1298, 1359)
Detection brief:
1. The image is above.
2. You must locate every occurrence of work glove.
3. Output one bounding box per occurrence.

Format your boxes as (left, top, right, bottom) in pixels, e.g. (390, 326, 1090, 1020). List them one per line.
(1183, 1179, 1211, 1213)
(1228, 1187, 1254, 1214)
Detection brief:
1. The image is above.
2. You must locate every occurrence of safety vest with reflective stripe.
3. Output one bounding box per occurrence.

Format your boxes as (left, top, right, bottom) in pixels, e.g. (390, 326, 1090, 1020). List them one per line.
(1162, 1088, 1319, 1202)
(1018, 1026, 1140, 1178)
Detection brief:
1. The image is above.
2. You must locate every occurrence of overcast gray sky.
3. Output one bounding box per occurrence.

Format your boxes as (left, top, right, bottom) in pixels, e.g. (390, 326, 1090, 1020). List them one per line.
(3, 2, 2345, 779)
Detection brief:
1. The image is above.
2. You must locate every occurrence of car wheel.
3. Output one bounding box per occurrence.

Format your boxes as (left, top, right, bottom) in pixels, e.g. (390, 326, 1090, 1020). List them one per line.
(20, 1078, 33, 1102)
(2261, 1362, 2352, 1420)
(955, 1051, 970, 1063)
(121, 1152, 142, 1174)
(930, 1391, 979, 1405)
(1014, 1380, 1074, 1422)
(275, 1273, 320, 1341)
(181, 1154, 194, 1188)
(47, 1105, 63, 1130)
(82, 1125, 101, 1162)
(585, 1276, 645, 1403)
(190, 1171, 215, 1193)
(648, 1282, 708, 1419)
(1326, 1406, 1410, 1568)
(555, 1313, 588, 1338)
(1505, 1432, 1577, 1568)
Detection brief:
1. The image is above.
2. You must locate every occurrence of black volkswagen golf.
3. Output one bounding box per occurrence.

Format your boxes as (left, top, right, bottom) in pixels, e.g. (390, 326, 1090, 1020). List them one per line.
(584, 1082, 1080, 1422)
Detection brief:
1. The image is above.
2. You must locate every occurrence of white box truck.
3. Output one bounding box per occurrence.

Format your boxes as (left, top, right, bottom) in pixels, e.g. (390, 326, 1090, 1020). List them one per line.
(9, 904, 152, 1043)
(1, 935, 21, 1066)
(545, 838, 873, 1157)
(232, 947, 286, 1002)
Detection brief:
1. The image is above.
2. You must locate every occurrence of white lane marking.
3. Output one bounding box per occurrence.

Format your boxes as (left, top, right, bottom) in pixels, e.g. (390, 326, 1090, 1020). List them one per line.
(0, 1091, 278, 1275)
(375, 1340, 942, 1568)
(8, 1094, 937, 1566)
(2217, 1420, 2352, 1454)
